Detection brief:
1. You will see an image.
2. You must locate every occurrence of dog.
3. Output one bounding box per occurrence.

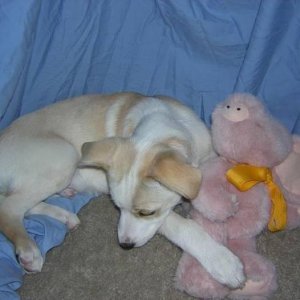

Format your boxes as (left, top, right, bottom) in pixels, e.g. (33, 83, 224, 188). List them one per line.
(0, 92, 245, 288)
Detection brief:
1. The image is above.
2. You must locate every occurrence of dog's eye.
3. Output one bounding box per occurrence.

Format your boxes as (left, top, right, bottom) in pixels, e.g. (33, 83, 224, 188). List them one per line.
(137, 209, 156, 217)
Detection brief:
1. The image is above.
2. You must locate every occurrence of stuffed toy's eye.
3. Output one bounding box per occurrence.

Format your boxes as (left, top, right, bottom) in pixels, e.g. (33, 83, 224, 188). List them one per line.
(222, 102, 249, 122)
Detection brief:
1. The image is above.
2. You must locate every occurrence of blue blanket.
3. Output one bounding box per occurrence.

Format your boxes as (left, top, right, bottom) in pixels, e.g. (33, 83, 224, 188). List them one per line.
(0, 194, 92, 300)
(0, 1, 299, 299)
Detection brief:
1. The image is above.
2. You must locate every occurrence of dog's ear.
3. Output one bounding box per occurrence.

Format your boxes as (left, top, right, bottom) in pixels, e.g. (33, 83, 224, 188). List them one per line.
(149, 152, 202, 200)
(79, 137, 127, 170)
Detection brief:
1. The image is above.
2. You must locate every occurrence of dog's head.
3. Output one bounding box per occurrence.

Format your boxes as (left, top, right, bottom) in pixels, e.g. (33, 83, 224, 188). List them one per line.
(79, 137, 201, 249)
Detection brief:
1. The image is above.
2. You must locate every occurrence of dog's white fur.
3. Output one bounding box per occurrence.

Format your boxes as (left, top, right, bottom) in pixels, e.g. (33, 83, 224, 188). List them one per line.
(0, 92, 245, 288)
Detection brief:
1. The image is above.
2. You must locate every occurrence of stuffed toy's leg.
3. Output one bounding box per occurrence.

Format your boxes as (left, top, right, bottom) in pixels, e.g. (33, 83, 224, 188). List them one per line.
(173, 209, 238, 298)
(228, 239, 277, 300)
(175, 252, 230, 299)
(175, 237, 277, 300)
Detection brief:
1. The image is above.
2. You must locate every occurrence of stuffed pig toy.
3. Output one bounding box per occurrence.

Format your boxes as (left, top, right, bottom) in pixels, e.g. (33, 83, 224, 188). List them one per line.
(175, 93, 300, 299)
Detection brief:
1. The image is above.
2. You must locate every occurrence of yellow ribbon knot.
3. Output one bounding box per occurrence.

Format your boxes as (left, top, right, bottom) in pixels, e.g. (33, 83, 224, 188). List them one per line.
(226, 164, 287, 232)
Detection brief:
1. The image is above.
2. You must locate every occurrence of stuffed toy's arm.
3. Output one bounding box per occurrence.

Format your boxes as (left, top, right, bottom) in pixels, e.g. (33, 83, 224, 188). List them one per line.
(159, 211, 245, 288)
(226, 185, 270, 239)
(193, 157, 238, 222)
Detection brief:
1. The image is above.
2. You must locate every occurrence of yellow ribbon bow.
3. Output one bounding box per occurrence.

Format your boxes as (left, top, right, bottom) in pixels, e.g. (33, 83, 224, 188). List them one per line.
(226, 164, 287, 232)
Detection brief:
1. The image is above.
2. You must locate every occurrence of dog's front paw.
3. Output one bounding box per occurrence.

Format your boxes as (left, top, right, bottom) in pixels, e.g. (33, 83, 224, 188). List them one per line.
(204, 245, 245, 289)
(16, 239, 44, 273)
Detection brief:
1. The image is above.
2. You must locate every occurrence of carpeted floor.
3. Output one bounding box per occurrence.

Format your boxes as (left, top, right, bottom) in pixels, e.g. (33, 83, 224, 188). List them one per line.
(20, 195, 300, 300)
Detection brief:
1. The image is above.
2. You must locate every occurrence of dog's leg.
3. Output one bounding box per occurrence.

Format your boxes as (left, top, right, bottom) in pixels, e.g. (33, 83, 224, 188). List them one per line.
(68, 168, 109, 195)
(0, 137, 79, 272)
(0, 193, 44, 273)
(27, 202, 80, 231)
(159, 211, 245, 289)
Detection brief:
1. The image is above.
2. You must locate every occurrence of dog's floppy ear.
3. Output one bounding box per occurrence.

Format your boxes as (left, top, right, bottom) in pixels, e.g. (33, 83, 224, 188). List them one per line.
(149, 152, 202, 200)
(79, 137, 127, 170)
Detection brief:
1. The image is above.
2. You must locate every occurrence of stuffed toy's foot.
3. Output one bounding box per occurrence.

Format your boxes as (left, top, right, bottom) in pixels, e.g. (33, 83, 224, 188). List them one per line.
(229, 251, 277, 299)
(175, 253, 229, 299)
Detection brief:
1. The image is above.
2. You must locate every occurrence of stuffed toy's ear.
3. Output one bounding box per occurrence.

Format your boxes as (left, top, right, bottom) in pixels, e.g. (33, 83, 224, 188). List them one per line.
(79, 137, 127, 170)
(149, 152, 202, 200)
(275, 135, 300, 196)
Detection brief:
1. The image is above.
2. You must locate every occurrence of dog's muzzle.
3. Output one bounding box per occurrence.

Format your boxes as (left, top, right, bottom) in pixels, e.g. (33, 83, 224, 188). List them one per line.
(119, 242, 135, 250)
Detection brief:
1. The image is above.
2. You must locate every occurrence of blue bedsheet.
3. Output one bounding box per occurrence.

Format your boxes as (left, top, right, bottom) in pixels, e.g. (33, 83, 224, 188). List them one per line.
(0, 1, 299, 299)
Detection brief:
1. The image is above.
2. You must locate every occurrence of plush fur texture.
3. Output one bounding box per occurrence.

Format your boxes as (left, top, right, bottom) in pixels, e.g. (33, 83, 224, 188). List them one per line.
(175, 93, 300, 299)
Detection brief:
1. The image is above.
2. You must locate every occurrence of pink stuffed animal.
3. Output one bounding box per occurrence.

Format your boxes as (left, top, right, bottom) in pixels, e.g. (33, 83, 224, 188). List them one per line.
(175, 93, 300, 299)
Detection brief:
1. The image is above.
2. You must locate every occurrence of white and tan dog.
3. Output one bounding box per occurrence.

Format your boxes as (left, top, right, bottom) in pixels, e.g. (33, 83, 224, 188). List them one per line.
(0, 92, 245, 288)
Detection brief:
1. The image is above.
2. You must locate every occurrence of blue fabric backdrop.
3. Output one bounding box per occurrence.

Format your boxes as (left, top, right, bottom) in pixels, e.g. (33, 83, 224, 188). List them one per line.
(0, 1, 300, 299)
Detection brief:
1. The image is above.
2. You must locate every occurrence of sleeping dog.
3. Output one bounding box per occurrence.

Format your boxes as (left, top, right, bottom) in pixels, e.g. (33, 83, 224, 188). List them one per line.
(0, 92, 245, 288)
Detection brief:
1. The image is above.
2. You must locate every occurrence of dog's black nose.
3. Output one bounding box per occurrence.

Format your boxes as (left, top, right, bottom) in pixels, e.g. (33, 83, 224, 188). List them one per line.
(119, 242, 135, 250)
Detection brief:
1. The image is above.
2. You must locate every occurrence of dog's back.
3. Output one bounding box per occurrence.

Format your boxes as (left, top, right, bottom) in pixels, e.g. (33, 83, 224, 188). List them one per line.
(0, 93, 142, 152)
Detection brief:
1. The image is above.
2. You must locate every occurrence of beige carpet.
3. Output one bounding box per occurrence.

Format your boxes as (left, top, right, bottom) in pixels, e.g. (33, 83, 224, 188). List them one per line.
(20, 195, 300, 300)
